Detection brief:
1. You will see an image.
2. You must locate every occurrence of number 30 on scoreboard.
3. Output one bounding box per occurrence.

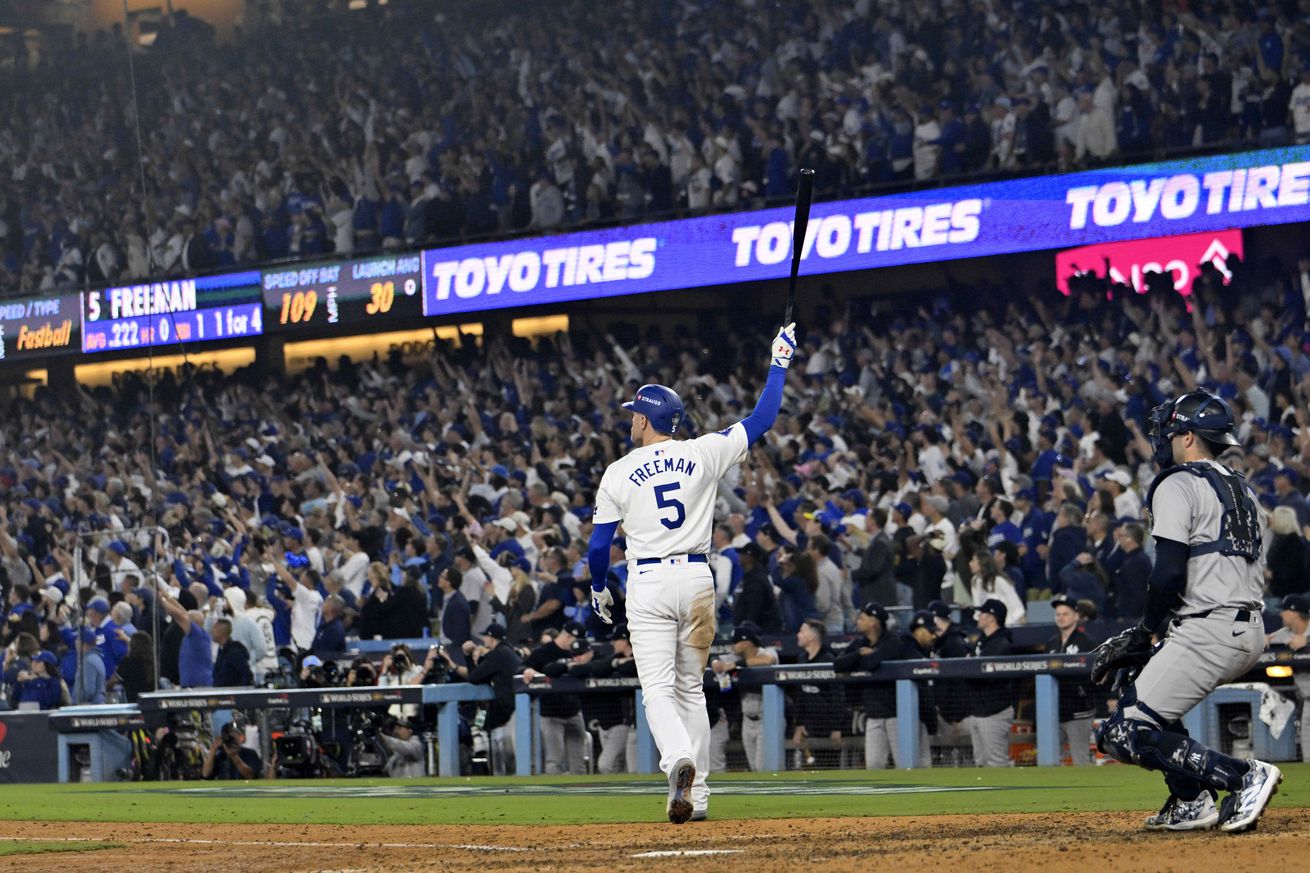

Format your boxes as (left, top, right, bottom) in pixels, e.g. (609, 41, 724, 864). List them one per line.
(366, 281, 395, 315)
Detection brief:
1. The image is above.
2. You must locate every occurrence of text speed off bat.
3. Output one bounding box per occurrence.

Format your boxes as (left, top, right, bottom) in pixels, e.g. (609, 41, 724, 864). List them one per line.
(784, 167, 815, 326)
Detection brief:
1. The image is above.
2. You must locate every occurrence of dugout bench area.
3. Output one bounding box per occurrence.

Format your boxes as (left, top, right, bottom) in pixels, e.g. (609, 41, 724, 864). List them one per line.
(6, 649, 1305, 783)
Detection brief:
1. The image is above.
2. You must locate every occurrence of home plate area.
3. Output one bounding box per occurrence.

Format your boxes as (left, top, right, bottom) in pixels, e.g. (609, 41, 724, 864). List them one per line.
(2, 810, 1305, 873)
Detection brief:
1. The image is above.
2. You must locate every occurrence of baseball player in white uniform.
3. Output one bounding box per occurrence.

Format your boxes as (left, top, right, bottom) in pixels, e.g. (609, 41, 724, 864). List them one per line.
(588, 323, 797, 823)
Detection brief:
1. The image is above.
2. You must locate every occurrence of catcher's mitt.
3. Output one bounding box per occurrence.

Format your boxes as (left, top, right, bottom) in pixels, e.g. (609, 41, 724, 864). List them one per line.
(1090, 624, 1154, 687)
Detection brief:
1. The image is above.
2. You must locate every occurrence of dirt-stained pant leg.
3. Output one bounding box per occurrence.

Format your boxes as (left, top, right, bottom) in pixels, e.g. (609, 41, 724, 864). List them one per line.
(677, 567, 716, 807)
(628, 565, 716, 808)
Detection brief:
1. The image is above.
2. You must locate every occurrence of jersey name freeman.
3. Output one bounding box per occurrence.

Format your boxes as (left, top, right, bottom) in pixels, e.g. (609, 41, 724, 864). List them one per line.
(628, 457, 697, 487)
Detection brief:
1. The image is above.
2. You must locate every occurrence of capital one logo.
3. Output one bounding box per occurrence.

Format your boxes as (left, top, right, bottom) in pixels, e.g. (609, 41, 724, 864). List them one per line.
(1055, 229, 1244, 297)
(0, 721, 10, 768)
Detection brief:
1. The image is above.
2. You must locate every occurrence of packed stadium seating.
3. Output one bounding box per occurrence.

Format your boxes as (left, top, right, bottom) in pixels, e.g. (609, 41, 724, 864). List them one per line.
(2, 250, 1308, 698)
(1, 2, 1309, 781)
(6, 0, 1310, 294)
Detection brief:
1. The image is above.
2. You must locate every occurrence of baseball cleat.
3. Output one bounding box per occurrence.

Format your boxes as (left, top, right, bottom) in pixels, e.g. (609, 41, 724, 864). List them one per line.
(666, 758, 695, 824)
(1143, 793, 1218, 831)
(690, 808, 709, 822)
(1218, 760, 1282, 833)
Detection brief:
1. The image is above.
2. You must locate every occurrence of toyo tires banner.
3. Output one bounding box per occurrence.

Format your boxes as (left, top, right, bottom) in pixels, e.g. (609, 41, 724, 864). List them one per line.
(421, 145, 1310, 316)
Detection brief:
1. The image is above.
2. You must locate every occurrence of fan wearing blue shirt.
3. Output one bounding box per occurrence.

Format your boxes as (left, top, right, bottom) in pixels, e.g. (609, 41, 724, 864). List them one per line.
(85, 598, 127, 678)
(984, 499, 1024, 549)
(72, 628, 107, 704)
(12, 651, 66, 710)
(160, 591, 214, 688)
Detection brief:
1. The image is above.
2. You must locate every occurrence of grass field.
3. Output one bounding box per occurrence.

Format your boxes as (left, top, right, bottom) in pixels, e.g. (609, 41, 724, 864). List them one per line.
(0, 767, 1303, 871)
(0, 764, 1305, 825)
(0, 841, 122, 857)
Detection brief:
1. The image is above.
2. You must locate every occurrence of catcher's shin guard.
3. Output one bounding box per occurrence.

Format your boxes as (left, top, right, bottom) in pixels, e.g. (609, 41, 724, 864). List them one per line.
(1097, 701, 1248, 796)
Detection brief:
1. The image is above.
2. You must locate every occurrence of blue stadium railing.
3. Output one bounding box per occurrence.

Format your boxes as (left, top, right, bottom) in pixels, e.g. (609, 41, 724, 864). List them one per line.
(39, 648, 1308, 782)
(509, 649, 1309, 774)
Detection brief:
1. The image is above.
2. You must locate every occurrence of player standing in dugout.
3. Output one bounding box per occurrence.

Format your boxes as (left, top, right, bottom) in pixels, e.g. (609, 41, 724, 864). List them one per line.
(587, 323, 797, 823)
(1091, 390, 1282, 833)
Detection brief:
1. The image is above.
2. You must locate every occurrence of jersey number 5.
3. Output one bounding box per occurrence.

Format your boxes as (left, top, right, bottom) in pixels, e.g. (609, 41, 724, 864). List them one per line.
(654, 482, 686, 530)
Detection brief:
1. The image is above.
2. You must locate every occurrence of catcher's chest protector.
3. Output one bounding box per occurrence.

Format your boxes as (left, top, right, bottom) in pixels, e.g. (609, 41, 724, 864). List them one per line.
(1145, 462, 1260, 562)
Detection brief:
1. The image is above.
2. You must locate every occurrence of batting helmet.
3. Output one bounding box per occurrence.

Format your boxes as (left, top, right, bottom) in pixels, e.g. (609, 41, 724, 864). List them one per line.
(1147, 389, 1240, 467)
(622, 384, 684, 434)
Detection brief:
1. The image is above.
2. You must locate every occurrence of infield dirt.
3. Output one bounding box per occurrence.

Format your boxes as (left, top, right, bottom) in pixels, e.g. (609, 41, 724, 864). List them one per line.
(0, 810, 1301, 872)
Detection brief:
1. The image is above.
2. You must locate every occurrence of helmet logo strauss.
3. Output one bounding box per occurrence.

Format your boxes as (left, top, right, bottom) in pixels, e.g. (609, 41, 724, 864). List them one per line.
(622, 384, 684, 434)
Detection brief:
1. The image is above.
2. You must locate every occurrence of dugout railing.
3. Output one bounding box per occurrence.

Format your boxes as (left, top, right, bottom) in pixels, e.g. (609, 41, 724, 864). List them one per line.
(134, 684, 494, 778)
(508, 648, 1310, 774)
(23, 649, 1307, 782)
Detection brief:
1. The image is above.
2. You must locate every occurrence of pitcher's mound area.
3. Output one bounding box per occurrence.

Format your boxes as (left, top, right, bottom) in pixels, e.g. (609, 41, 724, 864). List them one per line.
(2, 811, 1303, 872)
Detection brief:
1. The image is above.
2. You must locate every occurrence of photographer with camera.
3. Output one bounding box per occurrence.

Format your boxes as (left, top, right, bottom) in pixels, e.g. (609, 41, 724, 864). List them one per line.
(440, 622, 522, 774)
(376, 716, 425, 777)
(202, 716, 263, 780)
(379, 644, 424, 721)
(345, 656, 378, 688)
(298, 654, 337, 688)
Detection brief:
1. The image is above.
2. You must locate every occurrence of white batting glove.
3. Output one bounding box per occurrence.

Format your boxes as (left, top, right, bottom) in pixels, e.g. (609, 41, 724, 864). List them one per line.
(771, 322, 797, 369)
(591, 587, 614, 624)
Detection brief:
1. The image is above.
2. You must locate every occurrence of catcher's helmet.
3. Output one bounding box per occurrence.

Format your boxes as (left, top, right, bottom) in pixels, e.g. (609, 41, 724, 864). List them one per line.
(1147, 390, 1240, 467)
(621, 384, 684, 434)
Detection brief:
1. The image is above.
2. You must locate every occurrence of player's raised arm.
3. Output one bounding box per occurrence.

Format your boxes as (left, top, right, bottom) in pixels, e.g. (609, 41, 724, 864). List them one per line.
(738, 323, 797, 445)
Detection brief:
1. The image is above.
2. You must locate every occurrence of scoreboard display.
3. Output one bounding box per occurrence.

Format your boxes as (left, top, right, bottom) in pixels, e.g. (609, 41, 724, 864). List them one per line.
(262, 253, 423, 330)
(82, 271, 264, 354)
(0, 293, 80, 361)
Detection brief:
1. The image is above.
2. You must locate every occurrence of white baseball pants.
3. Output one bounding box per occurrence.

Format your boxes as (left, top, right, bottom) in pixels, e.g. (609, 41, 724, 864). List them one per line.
(627, 561, 716, 810)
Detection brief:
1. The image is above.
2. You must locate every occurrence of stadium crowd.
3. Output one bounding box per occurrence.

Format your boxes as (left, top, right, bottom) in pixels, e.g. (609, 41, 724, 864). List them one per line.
(9, 0, 1310, 292)
(0, 239, 1309, 770)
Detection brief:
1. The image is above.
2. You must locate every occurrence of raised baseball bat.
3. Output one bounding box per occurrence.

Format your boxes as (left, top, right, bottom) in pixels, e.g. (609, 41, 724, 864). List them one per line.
(785, 168, 815, 326)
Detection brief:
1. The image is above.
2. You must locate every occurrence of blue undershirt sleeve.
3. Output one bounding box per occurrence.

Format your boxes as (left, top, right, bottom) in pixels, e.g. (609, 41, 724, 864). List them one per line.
(588, 520, 620, 593)
(1142, 536, 1189, 632)
(741, 364, 787, 445)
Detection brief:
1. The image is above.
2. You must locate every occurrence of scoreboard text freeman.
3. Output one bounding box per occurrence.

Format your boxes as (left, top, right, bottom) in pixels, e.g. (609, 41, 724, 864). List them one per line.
(83, 281, 198, 321)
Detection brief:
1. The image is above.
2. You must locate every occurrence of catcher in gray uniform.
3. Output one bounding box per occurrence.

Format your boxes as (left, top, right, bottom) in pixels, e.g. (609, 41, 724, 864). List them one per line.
(1092, 390, 1282, 834)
